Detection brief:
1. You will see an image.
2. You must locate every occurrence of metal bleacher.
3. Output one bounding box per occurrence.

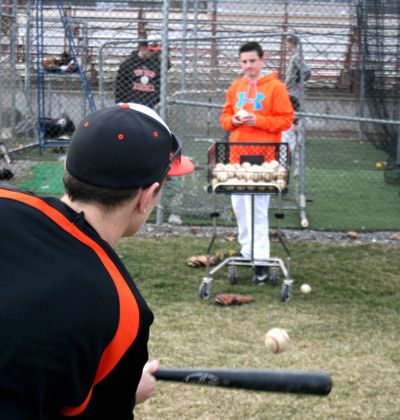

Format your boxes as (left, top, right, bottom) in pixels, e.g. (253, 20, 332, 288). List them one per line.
(16, 2, 356, 93)
(1, 0, 364, 155)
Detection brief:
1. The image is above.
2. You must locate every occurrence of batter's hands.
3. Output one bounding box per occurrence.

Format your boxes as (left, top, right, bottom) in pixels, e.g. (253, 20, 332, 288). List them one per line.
(135, 359, 160, 404)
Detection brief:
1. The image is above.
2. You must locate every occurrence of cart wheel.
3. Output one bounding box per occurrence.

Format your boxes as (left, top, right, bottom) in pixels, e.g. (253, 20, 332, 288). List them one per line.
(228, 266, 238, 285)
(198, 281, 212, 300)
(280, 283, 292, 302)
(269, 268, 279, 286)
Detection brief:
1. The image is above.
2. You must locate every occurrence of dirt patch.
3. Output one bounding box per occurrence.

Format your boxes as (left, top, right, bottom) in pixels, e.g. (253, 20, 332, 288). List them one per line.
(137, 223, 400, 247)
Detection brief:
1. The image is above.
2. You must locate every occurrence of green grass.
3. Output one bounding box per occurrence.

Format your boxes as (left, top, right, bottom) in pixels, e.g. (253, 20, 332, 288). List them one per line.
(304, 139, 400, 230)
(305, 167, 400, 230)
(18, 161, 64, 195)
(306, 138, 388, 171)
(115, 236, 400, 420)
(10, 138, 400, 231)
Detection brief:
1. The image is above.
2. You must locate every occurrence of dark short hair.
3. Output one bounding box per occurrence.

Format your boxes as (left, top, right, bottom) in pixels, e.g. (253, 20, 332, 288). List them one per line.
(63, 170, 139, 209)
(239, 41, 263, 58)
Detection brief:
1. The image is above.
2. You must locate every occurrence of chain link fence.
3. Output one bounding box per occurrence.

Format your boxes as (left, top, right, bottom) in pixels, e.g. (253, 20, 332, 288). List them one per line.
(1, 0, 399, 231)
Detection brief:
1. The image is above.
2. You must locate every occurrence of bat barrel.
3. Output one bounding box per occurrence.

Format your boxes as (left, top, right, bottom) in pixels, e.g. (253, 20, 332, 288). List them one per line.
(154, 368, 332, 396)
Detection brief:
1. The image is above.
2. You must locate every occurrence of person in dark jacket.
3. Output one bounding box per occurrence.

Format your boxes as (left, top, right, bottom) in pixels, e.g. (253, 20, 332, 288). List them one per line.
(115, 41, 163, 108)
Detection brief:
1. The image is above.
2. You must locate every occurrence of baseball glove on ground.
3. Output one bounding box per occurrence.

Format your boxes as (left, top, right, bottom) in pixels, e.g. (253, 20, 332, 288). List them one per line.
(187, 250, 239, 268)
(186, 255, 218, 267)
(214, 293, 255, 306)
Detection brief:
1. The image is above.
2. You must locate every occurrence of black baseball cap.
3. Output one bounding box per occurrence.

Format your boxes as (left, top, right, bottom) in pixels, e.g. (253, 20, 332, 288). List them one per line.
(139, 40, 161, 51)
(66, 103, 194, 189)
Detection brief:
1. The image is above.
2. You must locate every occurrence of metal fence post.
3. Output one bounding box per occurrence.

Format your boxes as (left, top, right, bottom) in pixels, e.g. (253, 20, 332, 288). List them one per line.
(358, 0, 367, 139)
(156, 0, 170, 226)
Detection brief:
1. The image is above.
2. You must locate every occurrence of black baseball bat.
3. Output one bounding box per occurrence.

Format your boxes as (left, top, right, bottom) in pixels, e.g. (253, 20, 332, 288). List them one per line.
(154, 368, 332, 396)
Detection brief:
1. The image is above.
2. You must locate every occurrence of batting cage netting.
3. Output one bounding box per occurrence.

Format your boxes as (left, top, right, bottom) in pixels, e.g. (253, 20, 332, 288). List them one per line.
(358, 0, 400, 185)
(0, 0, 399, 231)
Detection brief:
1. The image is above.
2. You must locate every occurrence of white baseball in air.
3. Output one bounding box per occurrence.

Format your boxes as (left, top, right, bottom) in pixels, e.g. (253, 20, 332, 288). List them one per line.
(300, 284, 312, 294)
(264, 328, 290, 353)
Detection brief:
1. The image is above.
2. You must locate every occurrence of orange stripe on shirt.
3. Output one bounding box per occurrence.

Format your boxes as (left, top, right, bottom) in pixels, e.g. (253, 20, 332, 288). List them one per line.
(0, 189, 140, 416)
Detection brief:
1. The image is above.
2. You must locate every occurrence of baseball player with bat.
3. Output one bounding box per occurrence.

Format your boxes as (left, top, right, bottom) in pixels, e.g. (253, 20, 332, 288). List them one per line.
(0, 102, 332, 419)
(0, 103, 194, 419)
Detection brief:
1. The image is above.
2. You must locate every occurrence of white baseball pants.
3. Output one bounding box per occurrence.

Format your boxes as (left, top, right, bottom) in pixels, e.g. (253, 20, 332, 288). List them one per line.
(231, 194, 270, 260)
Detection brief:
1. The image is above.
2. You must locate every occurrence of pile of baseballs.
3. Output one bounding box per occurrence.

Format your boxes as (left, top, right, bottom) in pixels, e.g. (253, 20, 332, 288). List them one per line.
(264, 327, 290, 354)
(211, 161, 288, 191)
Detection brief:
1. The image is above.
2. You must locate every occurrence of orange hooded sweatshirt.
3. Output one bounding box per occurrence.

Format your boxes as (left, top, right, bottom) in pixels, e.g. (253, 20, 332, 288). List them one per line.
(220, 71, 294, 162)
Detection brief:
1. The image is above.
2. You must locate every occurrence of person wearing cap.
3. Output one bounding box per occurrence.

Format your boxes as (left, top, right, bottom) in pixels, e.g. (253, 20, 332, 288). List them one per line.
(220, 41, 294, 284)
(115, 40, 164, 109)
(0, 103, 194, 419)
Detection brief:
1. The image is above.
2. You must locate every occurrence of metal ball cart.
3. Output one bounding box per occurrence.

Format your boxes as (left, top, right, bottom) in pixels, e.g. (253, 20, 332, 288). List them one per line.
(198, 141, 294, 302)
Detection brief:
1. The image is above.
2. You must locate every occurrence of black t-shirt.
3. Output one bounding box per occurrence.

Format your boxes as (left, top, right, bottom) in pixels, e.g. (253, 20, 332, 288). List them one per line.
(115, 51, 162, 108)
(0, 188, 154, 419)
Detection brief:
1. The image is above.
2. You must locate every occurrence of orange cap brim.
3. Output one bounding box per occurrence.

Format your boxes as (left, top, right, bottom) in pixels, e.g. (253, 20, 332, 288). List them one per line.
(147, 46, 161, 51)
(167, 155, 195, 177)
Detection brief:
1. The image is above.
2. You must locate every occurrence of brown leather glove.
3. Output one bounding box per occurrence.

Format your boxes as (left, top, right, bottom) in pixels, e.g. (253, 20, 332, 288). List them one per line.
(186, 255, 217, 267)
(187, 250, 239, 268)
(214, 293, 255, 306)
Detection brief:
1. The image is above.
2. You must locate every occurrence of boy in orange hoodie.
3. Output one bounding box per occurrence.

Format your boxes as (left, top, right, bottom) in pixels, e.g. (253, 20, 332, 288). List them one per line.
(220, 41, 294, 283)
